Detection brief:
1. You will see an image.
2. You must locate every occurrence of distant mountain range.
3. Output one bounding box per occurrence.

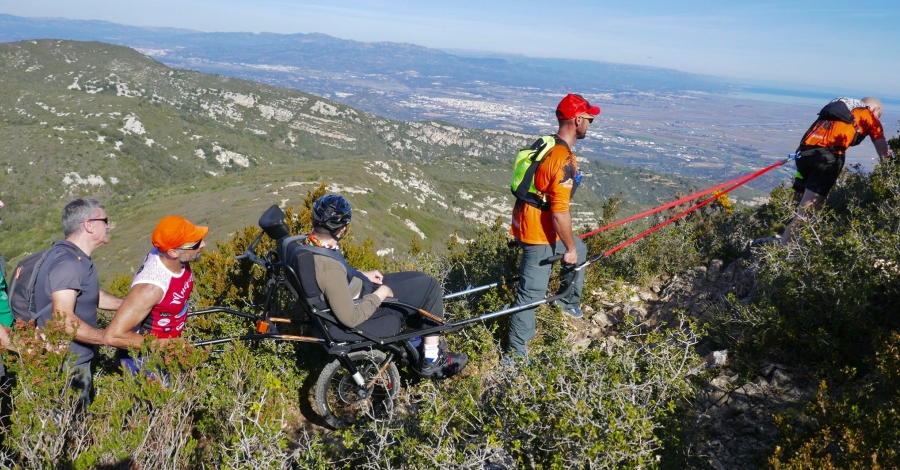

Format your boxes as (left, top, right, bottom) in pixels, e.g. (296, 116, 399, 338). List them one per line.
(0, 40, 731, 281)
(0, 14, 732, 96)
(0, 14, 822, 192)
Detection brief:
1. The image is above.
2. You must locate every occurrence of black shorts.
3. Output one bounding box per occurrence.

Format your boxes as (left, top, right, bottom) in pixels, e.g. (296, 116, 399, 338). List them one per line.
(791, 147, 845, 197)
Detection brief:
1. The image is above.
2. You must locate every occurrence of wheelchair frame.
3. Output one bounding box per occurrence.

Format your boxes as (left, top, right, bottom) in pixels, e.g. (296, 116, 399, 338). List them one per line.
(189, 215, 580, 429)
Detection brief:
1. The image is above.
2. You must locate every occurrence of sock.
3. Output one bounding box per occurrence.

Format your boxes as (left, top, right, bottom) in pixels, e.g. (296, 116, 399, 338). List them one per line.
(423, 343, 439, 362)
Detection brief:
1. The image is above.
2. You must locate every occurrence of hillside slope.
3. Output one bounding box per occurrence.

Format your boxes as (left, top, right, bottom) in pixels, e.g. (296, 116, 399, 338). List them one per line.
(0, 39, 729, 279)
(0, 14, 810, 192)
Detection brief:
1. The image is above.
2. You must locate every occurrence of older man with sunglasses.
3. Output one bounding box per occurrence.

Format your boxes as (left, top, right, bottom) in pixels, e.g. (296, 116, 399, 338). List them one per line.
(105, 216, 207, 376)
(33, 198, 124, 407)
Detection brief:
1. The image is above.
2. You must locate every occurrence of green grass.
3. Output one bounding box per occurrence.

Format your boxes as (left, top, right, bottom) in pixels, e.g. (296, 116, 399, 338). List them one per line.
(0, 39, 752, 285)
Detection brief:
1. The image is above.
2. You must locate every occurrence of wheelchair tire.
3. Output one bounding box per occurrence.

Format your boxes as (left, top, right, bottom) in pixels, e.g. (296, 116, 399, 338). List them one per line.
(313, 349, 401, 429)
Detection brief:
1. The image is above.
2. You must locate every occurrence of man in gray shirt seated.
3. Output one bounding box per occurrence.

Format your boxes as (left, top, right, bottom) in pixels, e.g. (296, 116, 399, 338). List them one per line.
(33, 198, 123, 407)
(293, 194, 467, 379)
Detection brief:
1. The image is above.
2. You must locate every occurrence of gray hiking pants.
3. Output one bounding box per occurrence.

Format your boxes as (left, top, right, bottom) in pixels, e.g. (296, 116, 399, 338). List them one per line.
(69, 361, 94, 409)
(508, 237, 587, 355)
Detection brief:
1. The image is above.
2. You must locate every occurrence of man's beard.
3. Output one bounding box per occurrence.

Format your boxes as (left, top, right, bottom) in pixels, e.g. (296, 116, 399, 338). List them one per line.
(178, 252, 202, 263)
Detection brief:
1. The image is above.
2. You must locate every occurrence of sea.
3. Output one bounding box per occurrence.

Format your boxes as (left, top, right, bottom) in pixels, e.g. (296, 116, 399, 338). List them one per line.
(731, 87, 900, 172)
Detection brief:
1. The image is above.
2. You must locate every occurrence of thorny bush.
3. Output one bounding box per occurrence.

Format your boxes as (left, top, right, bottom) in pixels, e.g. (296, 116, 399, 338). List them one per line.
(0, 181, 729, 468)
(702, 137, 900, 467)
(335, 316, 701, 470)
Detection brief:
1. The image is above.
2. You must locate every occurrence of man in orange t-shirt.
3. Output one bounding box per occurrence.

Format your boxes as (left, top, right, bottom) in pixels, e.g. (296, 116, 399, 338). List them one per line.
(781, 97, 892, 245)
(507, 93, 599, 356)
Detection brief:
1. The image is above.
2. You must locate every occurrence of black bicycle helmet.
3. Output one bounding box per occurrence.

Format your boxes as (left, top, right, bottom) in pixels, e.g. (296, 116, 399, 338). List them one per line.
(312, 194, 352, 232)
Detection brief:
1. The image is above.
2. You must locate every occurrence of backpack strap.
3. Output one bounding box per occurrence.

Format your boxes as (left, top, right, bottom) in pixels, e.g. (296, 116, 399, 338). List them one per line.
(295, 251, 330, 312)
(285, 239, 367, 312)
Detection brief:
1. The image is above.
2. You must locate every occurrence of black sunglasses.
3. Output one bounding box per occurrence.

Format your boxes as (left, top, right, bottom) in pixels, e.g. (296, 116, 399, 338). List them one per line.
(177, 239, 203, 250)
(87, 217, 109, 225)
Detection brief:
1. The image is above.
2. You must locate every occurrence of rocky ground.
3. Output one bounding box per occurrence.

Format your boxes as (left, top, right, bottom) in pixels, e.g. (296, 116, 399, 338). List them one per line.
(304, 257, 816, 468)
(567, 258, 817, 469)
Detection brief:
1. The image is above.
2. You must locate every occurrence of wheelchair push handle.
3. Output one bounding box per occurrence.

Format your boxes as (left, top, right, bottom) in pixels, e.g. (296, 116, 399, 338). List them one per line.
(542, 253, 594, 269)
(235, 232, 267, 268)
(543, 254, 564, 264)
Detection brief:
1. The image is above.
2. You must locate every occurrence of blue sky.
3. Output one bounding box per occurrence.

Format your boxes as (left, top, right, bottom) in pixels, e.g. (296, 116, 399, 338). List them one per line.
(2, 0, 899, 97)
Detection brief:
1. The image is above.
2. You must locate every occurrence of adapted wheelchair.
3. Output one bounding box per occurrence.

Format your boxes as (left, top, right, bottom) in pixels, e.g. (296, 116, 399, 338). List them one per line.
(191, 205, 577, 429)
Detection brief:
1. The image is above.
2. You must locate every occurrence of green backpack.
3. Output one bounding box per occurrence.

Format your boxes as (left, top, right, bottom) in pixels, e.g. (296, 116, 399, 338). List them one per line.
(510, 135, 560, 211)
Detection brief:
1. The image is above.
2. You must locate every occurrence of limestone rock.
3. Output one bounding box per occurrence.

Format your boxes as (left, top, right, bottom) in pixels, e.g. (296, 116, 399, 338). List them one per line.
(772, 368, 792, 386)
(571, 337, 592, 352)
(592, 313, 616, 327)
(628, 305, 648, 319)
(708, 259, 723, 281)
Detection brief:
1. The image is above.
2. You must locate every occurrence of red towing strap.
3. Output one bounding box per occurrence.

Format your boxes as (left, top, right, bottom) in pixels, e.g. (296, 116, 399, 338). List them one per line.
(579, 158, 790, 241)
(600, 166, 766, 258)
(542, 155, 796, 269)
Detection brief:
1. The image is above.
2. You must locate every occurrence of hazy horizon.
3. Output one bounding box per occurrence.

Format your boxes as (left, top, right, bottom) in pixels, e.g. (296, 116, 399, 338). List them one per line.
(1, 1, 897, 97)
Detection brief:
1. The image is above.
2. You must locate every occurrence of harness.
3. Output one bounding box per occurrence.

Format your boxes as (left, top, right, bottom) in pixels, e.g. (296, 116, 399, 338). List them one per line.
(799, 97, 865, 154)
(284, 237, 371, 313)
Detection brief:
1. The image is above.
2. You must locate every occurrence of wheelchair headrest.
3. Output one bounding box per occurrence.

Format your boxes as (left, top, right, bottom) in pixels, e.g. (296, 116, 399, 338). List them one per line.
(257, 204, 315, 263)
(259, 204, 290, 241)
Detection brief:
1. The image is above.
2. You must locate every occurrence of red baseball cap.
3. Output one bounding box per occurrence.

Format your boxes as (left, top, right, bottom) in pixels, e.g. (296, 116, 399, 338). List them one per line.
(556, 94, 601, 120)
(152, 215, 209, 251)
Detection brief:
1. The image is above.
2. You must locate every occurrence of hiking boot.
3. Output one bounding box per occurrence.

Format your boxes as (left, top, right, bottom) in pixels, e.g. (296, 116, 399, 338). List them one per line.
(501, 350, 531, 367)
(750, 235, 781, 247)
(562, 306, 584, 318)
(417, 346, 468, 380)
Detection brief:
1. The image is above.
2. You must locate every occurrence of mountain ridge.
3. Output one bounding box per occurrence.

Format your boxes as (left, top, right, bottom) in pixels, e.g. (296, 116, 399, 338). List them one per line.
(0, 39, 728, 281)
(0, 14, 731, 95)
(5, 13, 862, 191)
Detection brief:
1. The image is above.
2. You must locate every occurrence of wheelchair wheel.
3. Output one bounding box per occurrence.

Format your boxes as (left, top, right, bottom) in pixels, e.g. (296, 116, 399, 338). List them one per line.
(313, 349, 401, 429)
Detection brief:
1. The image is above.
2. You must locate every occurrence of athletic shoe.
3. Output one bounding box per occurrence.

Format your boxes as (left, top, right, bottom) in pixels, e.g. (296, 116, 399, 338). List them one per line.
(501, 350, 531, 367)
(562, 306, 584, 318)
(417, 347, 468, 380)
(750, 235, 781, 247)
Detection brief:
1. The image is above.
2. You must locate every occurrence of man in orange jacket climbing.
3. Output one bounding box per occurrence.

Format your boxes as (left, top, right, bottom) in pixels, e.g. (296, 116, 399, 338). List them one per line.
(781, 97, 892, 245)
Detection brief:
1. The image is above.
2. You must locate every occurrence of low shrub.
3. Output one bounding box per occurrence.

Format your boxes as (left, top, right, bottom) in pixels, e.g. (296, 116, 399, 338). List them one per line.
(1, 316, 209, 469)
(337, 316, 702, 470)
(699, 151, 900, 467)
(0, 319, 312, 469)
(769, 332, 900, 469)
(4, 177, 822, 468)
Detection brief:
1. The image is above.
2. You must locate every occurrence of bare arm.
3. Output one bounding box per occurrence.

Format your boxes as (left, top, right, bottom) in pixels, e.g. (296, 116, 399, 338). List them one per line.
(873, 137, 892, 160)
(50, 289, 106, 345)
(99, 290, 124, 311)
(552, 210, 578, 264)
(103, 283, 163, 349)
(374, 285, 393, 300)
(0, 326, 11, 351)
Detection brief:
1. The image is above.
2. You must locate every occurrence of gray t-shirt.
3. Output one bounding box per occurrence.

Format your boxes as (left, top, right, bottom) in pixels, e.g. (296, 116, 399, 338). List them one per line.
(33, 241, 99, 366)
